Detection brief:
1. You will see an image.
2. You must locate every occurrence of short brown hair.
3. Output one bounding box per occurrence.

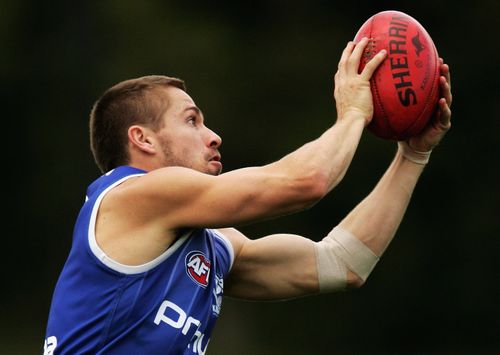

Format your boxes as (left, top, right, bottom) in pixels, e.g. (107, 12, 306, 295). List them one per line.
(89, 75, 186, 173)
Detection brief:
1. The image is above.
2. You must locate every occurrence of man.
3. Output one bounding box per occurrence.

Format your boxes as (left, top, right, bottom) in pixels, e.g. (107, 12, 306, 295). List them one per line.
(44, 38, 452, 354)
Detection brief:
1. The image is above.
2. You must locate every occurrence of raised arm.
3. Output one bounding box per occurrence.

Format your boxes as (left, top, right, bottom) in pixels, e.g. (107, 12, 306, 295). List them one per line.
(222, 227, 365, 300)
(94, 39, 387, 267)
(114, 39, 387, 230)
(222, 61, 452, 301)
(337, 59, 452, 257)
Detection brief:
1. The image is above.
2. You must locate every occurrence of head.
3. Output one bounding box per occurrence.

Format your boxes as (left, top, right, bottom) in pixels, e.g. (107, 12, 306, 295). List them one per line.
(89, 75, 222, 175)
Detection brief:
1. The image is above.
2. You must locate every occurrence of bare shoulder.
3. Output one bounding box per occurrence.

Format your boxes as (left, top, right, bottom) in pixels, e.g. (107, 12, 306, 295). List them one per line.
(95, 168, 200, 265)
(216, 228, 249, 258)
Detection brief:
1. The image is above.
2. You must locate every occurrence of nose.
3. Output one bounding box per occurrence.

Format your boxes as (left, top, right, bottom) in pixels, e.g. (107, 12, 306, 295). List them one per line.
(206, 127, 222, 149)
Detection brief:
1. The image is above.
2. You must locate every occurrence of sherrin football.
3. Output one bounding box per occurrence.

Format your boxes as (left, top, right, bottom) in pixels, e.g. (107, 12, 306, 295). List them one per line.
(355, 10, 440, 140)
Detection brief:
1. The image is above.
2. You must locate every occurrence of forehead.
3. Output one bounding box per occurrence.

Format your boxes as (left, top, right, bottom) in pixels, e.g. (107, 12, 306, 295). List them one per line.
(161, 86, 198, 116)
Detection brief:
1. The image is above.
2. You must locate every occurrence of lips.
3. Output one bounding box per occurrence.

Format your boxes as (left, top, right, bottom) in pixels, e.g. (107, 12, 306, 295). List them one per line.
(208, 153, 222, 174)
(209, 154, 221, 162)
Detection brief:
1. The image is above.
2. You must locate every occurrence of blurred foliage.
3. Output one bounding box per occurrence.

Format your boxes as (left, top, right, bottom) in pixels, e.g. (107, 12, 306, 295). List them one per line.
(2, 0, 499, 353)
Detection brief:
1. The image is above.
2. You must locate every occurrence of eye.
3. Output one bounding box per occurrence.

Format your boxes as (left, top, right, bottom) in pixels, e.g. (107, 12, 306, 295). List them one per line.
(187, 116, 196, 125)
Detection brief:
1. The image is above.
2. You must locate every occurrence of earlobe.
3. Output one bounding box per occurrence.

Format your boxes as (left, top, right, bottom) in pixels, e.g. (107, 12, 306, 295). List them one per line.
(128, 125, 157, 154)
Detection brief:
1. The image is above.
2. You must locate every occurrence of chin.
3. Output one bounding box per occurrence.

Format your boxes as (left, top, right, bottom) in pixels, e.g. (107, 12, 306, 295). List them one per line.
(206, 161, 222, 176)
(207, 167, 222, 176)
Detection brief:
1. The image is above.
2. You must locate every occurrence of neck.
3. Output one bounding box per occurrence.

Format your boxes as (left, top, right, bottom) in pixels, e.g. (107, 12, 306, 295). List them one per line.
(127, 158, 161, 172)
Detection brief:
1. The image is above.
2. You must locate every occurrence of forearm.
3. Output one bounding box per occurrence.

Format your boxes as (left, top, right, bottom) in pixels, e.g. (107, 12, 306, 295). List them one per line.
(338, 148, 425, 256)
(265, 39, 387, 198)
(334, 57, 452, 259)
(271, 114, 365, 194)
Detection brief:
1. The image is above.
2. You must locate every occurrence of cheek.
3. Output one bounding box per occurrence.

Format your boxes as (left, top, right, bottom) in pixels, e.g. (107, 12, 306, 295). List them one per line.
(178, 140, 203, 163)
(183, 133, 208, 153)
(160, 129, 206, 164)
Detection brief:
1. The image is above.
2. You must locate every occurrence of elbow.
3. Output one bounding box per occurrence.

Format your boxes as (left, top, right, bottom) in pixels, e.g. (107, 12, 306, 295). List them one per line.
(297, 170, 329, 207)
(346, 271, 365, 289)
(269, 167, 329, 212)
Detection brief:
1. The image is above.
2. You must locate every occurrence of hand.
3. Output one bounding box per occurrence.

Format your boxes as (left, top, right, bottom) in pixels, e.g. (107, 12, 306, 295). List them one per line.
(334, 38, 387, 125)
(406, 59, 452, 152)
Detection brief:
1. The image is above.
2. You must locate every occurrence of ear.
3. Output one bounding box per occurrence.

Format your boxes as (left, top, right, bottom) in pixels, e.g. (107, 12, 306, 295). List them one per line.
(127, 125, 157, 155)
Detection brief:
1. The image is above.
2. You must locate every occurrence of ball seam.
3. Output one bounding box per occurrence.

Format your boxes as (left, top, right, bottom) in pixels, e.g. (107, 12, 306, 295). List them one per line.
(399, 45, 440, 138)
(369, 21, 390, 138)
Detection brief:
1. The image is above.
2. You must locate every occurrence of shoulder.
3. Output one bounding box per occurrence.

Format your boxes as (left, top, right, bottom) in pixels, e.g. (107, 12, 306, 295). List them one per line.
(103, 166, 214, 215)
(215, 228, 249, 261)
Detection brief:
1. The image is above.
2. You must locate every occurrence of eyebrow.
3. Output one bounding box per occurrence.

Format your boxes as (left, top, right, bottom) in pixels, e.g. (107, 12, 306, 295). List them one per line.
(183, 106, 202, 116)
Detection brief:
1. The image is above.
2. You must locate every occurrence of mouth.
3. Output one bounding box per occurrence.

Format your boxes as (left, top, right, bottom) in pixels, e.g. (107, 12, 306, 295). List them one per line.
(209, 154, 221, 162)
(208, 153, 222, 174)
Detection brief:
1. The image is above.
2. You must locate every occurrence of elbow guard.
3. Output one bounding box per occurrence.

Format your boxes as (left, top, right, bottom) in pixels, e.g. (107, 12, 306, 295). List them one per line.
(314, 227, 380, 293)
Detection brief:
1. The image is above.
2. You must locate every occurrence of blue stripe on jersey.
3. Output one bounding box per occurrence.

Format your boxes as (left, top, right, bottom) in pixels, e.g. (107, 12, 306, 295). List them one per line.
(44, 166, 234, 355)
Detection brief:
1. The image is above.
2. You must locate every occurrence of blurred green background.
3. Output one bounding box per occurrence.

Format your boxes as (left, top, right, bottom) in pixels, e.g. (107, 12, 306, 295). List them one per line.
(2, 0, 499, 353)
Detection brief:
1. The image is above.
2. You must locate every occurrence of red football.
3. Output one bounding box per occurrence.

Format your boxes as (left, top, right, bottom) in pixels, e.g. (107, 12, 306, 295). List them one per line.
(354, 10, 440, 140)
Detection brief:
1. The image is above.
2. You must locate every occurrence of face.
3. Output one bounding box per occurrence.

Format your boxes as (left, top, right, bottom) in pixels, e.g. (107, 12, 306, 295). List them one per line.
(154, 87, 223, 175)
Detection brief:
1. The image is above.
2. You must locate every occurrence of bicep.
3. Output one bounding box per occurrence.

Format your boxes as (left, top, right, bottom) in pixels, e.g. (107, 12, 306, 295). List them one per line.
(221, 229, 320, 300)
(127, 166, 316, 230)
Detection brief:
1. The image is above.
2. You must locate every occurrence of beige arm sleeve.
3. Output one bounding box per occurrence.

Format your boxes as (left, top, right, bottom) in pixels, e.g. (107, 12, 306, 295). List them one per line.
(314, 226, 380, 293)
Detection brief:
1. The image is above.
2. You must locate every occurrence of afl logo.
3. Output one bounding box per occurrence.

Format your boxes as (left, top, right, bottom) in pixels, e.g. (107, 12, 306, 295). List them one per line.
(185, 251, 211, 287)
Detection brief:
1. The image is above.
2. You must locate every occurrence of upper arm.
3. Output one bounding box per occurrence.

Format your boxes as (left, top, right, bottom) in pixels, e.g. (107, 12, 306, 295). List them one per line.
(116, 165, 322, 230)
(218, 228, 320, 300)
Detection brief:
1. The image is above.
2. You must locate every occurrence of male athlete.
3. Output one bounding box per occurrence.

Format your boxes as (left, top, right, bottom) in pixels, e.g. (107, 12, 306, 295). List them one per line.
(44, 38, 452, 354)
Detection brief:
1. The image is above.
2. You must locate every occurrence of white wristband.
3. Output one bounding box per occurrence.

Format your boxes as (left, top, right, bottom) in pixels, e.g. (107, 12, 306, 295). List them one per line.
(398, 141, 431, 165)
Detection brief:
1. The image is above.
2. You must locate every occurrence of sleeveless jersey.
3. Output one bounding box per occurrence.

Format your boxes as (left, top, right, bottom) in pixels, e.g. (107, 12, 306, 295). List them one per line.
(44, 166, 234, 355)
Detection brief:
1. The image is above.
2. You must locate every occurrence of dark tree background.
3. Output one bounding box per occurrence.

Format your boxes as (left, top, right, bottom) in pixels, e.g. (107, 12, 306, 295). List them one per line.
(2, 0, 498, 353)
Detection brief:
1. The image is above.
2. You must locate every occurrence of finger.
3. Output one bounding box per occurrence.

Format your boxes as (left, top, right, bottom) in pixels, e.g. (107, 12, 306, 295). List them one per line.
(338, 41, 355, 74)
(437, 97, 452, 128)
(439, 58, 451, 87)
(440, 75, 452, 107)
(442, 63, 451, 88)
(347, 37, 369, 74)
(360, 49, 387, 80)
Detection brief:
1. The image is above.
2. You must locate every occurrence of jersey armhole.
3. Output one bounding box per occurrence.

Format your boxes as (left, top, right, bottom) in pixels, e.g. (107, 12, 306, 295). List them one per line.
(211, 230, 235, 273)
(87, 174, 191, 274)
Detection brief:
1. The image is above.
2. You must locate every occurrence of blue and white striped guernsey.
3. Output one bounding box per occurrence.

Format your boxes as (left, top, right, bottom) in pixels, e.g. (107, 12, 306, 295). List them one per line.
(44, 166, 234, 355)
